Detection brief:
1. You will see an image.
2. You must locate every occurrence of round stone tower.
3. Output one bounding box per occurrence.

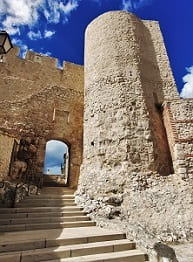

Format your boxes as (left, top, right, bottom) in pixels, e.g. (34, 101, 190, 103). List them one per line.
(79, 11, 179, 193)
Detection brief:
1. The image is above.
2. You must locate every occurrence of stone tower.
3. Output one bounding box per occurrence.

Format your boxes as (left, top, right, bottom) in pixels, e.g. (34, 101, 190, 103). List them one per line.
(80, 11, 179, 184)
(77, 11, 193, 246)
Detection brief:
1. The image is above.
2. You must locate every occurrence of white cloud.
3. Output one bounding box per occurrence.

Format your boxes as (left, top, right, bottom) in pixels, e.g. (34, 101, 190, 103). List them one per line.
(44, 140, 67, 174)
(122, 0, 152, 11)
(12, 38, 28, 58)
(122, 0, 133, 11)
(40, 51, 52, 56)
(27, 30, 42, 40)
(0, 0, 81, 35)
(180, 66, 193, 98)
(0, 0, 44, 35)
(46, 140, 67, 155)
(44, 30, 56, 39)
(59, 0, 79, 14)
(45, 0, 79, 24)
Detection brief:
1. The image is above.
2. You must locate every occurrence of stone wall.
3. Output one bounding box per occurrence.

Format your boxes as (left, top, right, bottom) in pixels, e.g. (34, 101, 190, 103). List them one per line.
(0, 181, 38, 207)
(0, 47, 84, 188)
(77, 11, 193, 261)
(81, 11, 178, 184)
(163, 99, 193, 179)
(0, 133, 15, 180)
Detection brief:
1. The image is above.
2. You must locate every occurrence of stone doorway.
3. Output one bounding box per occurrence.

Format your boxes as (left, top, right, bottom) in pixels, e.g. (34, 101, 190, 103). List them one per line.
(43, 140, 69, 186)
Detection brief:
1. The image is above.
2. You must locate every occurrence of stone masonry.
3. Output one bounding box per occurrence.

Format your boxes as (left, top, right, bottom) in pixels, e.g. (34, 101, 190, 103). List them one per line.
(0, 133, 15, 180)
(0, 47, 83, 188)
(76, 11, 193, 261)
(1, 10, 193, 262)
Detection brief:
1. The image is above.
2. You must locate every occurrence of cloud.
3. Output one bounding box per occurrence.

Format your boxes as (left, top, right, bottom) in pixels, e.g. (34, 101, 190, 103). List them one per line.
(122, 0, 152, 11)
(11, 38, 28, 58)
(0, 0, 44, 35)
(27, 29, 55, 40)
(44, 0, 80, 24)
(40, 51, 52, 56)
(27, 30, 42, 40)
(59, 0, 79, 15)
(44, 30, 56, 39)
(180, 66, 193, 98)
(44, 140, 67, 174)
(0, 0, 81, 35)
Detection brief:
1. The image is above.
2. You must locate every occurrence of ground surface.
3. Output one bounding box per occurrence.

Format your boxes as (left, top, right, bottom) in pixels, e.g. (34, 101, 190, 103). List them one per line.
(171, 243, 193, 262)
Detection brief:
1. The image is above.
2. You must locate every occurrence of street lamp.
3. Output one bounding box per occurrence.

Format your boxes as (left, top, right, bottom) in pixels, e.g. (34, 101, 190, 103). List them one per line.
(0, 31, 13, 55)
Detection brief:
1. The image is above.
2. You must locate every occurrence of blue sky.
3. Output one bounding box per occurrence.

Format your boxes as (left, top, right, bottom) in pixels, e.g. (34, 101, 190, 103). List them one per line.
(44, 140, 67, 174)
(0, 0, 193, 97)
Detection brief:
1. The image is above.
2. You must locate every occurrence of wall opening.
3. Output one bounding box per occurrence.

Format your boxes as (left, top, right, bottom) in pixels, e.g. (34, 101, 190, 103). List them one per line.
(44, 140, 69, 186)
(153, 94, 174, 175)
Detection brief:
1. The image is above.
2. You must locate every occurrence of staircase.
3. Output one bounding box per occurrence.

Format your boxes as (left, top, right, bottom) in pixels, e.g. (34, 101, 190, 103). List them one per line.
(0, 187, 147, 262)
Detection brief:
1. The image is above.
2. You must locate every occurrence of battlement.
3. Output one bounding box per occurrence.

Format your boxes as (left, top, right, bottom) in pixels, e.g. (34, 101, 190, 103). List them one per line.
(25, 49, 58, 68)
(0, 45, 84, 102)
(5, 46, 83, 71)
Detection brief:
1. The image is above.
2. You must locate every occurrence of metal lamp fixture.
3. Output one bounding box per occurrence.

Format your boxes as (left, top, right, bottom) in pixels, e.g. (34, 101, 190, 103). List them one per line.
(0, 31, 13, 54)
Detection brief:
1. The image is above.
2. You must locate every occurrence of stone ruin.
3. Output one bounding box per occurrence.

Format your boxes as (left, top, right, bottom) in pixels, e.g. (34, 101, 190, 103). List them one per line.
(0, 10, 193, 261)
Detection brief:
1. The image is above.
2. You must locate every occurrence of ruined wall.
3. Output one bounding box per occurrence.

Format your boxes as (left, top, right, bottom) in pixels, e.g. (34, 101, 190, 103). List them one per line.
(0, 47, 84, 188)
(76, 11, 193, 253)
(0, 133, 14, 180)
(163, 99, 193, 179)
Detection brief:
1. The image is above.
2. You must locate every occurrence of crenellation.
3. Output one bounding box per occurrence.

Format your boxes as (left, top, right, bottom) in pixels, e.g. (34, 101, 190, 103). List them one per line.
(25, 50, 58, 67)
(7, 46, 20, 57)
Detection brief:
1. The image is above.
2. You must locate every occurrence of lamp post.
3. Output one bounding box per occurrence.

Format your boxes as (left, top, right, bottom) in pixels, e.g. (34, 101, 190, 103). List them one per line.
(0, 31, 13, 55)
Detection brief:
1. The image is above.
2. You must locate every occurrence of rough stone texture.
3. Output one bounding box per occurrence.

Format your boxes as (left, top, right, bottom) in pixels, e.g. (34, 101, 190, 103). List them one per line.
(0, 133, 15, 180)
(82, 11, 177, 182)
(1, 9, 193, 262)
(0, 181, 38, 207)
(0, 48, 84, 188)
(163, 99, 193, 178)
(171, 243, 193, 262)
(77, 11, 193, 261)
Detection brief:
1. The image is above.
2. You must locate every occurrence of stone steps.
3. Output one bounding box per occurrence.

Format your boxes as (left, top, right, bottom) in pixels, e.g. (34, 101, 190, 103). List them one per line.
(0, 221, 96, 232)
(0, 215, 90, 225)
(0, 186, 147, 261)
(40, 187, 75, 194)
(27, 195, 75, 199)
(0, 239, 145, 262)
(16, 200, 76, 207)
(0, 211, 85, 219)
(45, 250, 146, 262)
(0, 206, 82, 213)
(0, 230, 126, 253)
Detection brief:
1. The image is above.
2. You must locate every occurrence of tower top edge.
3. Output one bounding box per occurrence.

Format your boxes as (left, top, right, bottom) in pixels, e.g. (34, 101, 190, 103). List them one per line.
(86, 10, 158, 31)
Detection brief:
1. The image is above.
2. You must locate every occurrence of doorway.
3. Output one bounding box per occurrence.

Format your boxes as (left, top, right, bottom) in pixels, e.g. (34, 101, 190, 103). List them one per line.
(44, 140, 69, 186)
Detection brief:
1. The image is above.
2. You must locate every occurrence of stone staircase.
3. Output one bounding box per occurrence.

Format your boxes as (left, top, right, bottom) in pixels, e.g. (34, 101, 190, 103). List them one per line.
(0, 187, 147, 262)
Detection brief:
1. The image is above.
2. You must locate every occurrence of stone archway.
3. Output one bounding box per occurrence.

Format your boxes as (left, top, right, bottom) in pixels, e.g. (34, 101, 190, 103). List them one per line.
(43, 140, 70, 186)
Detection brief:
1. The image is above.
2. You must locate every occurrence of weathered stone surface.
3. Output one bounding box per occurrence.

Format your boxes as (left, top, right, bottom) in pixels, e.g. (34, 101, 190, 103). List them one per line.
(1, 9, 193, 262)
(0, 48, 84, 188)
(0, 181, 38, 207)
(0, 133, 15, 180)
(76, 11, 193, 261)
(163, 100, 193, 178)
